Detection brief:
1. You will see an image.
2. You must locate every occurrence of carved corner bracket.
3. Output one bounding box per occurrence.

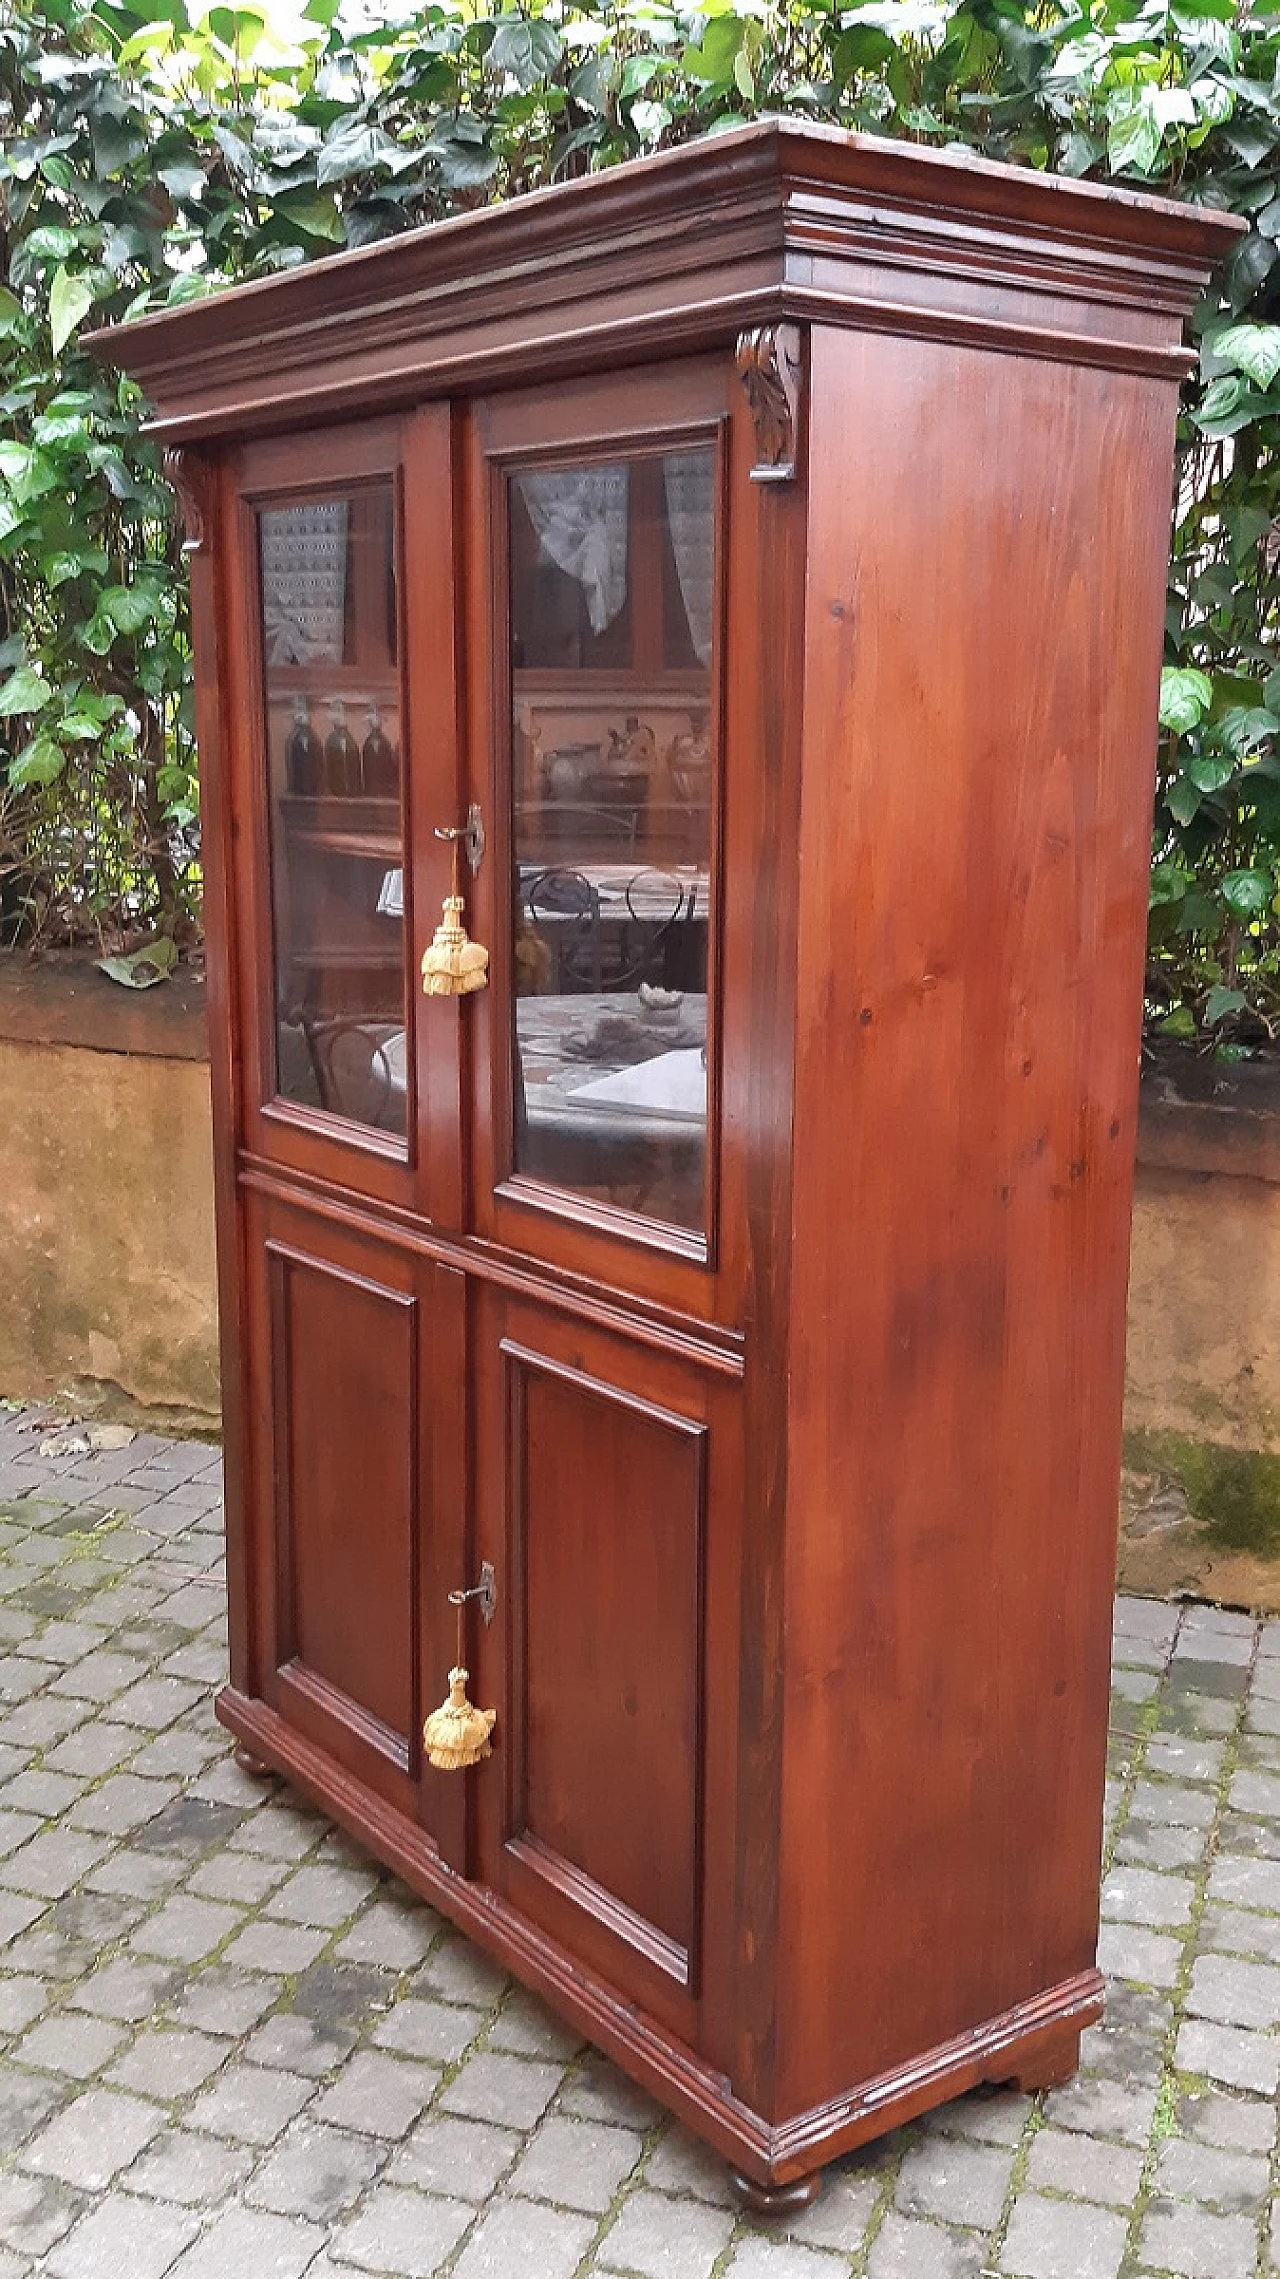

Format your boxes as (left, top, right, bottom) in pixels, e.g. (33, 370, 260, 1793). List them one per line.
(164, 447, 212, 556)
(735, 324, 805, 485)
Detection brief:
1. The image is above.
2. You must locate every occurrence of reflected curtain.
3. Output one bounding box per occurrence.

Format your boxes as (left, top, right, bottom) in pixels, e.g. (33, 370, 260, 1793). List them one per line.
(662, 452, 714, 667)
(518, 465, 630, 636)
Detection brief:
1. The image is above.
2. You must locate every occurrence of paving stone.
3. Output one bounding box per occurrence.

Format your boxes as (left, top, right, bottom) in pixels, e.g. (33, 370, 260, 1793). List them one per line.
(124, 2126, 256, 2205)
(372, 1997, 484, 2065)
(287, 1961, 394, 2030)
(486, 1989, 583, 2063)
(510, 2114, 644, 2211)
(0, 1977, 48, 2033)
(1129, 1781, 1218, 1829)
(0, 1830, 113, 1898)
(333, 1898, 438, 1969)
(936, 2090, 1032, 2147)
(1114, 1821, 1206, 1873)
(106, 2027, 228, 2099)
(45, 1725, 140, 1779)
(0, 2170, 80, 2257)
(896, 2135, 1012, 2228)
(220, 1920, 327, 1974)
(49, 1652, 147, 1704)
(598, 2188, 737, 2278)
(166, 2205, 325, 2279)
(1112, 1668, 1159, 1704)
(1186, 1951, 1280, 2029)
(1207, 1852, 1280, 1911)
(442, 2049, 566, 2131)
(1100, 1865, 1195, 1929)
(388, 2114, 519, 2201)
(186, 2061, 314, 2145)
(1025, 2127, 1144, 2206)
(68, 1958, 178, 2022)
(1001, 2193, 1127, 2279)
(727, 2241, 848, 2278)
(1199, 1901, 1280, 1965)
(247, 2117, 382, 2220)
(0, 2066, 66, 2149)
(264, 1862, 377, 1929)
(1, 1772, 84, 1816)
(556, 2049, 662, 2130)
(131, 1894, 242, 1964)
(163, 1966, 279, 2037)
(243, 2012, 355, 2079)
(69, 1775, 178, 1839)
(866, 2211, 987, 2279)
(1230, 1767, 1280, 1819)
(1154, 2134, 1270, 2211)
(1041, 2073, 1159, 2146)
(643, 2128, 740, 2209)
(332, 2185, 475, 2274)
(24, 2088, 164, 2188)
(1137, 2199, 1257, 2279)
(311, 2048, 438, 2137)
(44, 2192, 199, 2279)
(227, 1806, 324, 1863)
(1176, 2016, 1280, 2094)
(185, 1851, 289, 1905)
(1175, 2086, 1276, 2153)
(15, 2012, 129, 2078)
(412, 1934, 509, 2010)
(1097, 1921, 1184, 1989)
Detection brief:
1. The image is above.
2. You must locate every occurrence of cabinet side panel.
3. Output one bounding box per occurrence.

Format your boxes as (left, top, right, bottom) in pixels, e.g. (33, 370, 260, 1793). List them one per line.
(779, 324, 1176, 2111)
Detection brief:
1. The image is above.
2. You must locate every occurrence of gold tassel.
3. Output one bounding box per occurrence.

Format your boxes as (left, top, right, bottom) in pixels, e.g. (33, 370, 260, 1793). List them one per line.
(422, 836, 488, 997)
(423, 1667, 496, 1771)
(422, 897, 489, 996)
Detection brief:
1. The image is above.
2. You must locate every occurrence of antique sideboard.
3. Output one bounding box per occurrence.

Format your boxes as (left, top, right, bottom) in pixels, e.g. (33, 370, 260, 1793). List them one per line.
(91, 124, 1241, 2206)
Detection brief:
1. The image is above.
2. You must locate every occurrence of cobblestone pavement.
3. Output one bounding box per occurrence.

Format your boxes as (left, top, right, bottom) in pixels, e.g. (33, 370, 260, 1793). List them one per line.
(2, 1407, 1280, 2277)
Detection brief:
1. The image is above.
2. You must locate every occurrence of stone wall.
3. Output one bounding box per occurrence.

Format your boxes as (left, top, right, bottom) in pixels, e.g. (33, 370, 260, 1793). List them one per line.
(3, 961, 1279, 1475)
(0, 956, 219, 1424)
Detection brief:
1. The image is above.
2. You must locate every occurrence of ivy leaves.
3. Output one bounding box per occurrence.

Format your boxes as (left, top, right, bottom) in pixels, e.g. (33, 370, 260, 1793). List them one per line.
(0, 0, 1278, 988)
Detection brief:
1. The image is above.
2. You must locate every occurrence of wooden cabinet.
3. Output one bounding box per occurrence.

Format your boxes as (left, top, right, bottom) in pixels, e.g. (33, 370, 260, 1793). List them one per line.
(91, 124, 1240, 2205)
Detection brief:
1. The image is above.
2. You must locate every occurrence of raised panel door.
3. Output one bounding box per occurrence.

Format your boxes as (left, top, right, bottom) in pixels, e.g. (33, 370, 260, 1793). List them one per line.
(471, 1287, 744, 2052)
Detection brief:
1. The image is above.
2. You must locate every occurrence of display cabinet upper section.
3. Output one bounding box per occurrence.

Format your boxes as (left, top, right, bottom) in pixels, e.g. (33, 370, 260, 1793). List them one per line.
(88, 119, 1243, 443)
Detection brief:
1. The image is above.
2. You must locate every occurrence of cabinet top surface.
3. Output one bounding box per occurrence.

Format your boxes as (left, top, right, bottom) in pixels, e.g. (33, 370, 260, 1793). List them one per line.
(88, 117, 1243, 442)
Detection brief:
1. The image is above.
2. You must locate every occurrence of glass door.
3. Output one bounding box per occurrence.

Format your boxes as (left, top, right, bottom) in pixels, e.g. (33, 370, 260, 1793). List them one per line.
(465, 362, 734, 1308)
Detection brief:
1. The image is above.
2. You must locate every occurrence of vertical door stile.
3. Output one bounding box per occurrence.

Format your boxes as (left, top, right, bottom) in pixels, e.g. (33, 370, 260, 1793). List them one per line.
(402, 401, 468, 1236)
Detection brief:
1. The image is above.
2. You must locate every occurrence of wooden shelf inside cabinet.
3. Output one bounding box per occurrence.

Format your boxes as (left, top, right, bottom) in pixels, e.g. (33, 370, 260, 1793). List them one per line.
(278, 794, 402, 862)
(268, 666, 400, 701)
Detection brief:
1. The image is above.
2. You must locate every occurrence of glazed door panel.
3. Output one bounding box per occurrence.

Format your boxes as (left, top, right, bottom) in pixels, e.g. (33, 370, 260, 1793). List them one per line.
(224, 410, 462, 1223)
(472, 1288, 743, 2050)
(242, 1189, 468, 1853)
(462, 361, 760, 1323)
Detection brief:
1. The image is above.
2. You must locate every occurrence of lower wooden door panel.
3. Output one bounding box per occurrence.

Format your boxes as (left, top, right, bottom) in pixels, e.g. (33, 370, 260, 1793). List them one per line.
(240, 1189, 466, 1850)
(472, 1288, 743, 2054)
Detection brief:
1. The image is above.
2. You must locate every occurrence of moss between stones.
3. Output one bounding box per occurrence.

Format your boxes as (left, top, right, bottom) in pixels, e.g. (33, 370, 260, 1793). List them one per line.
(1122, 1428, 1280, 1557)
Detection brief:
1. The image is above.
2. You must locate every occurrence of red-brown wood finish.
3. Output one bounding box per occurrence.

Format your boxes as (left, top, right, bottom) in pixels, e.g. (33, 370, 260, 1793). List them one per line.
(95, 124, 1242, 2197)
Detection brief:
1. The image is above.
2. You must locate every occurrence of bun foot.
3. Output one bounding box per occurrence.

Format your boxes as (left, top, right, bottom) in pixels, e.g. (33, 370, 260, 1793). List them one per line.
(233, 1745, 273, 1779)
(729, 2170, 823, 2218)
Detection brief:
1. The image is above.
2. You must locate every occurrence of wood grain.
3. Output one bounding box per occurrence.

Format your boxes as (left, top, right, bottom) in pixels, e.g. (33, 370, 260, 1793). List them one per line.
(108, 127, 1240, 2197)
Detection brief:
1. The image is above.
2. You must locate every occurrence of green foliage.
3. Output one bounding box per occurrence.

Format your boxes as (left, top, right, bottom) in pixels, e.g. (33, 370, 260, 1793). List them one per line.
(0, 0, 1277, 998)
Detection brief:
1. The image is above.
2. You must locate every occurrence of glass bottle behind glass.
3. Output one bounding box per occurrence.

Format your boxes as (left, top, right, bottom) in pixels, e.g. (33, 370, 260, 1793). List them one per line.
(324, 700, 362, 796)
(362, 704, 398, 797)
(285, 694, 323, 795)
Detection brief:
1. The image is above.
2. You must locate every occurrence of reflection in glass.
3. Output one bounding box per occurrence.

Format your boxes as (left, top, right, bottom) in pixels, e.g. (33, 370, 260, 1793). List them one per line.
(508, 444, 717, 1235)
(259, 480, 406, 1136)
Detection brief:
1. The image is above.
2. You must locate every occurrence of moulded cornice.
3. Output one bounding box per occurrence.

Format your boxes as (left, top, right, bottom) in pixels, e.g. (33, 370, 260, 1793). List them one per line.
(86, 119, 1244, 442)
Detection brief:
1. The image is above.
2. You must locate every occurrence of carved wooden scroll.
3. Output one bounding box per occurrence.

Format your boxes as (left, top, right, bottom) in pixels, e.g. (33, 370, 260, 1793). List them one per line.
(735, 324, 805, 484)
(164, 447, 210, 556)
